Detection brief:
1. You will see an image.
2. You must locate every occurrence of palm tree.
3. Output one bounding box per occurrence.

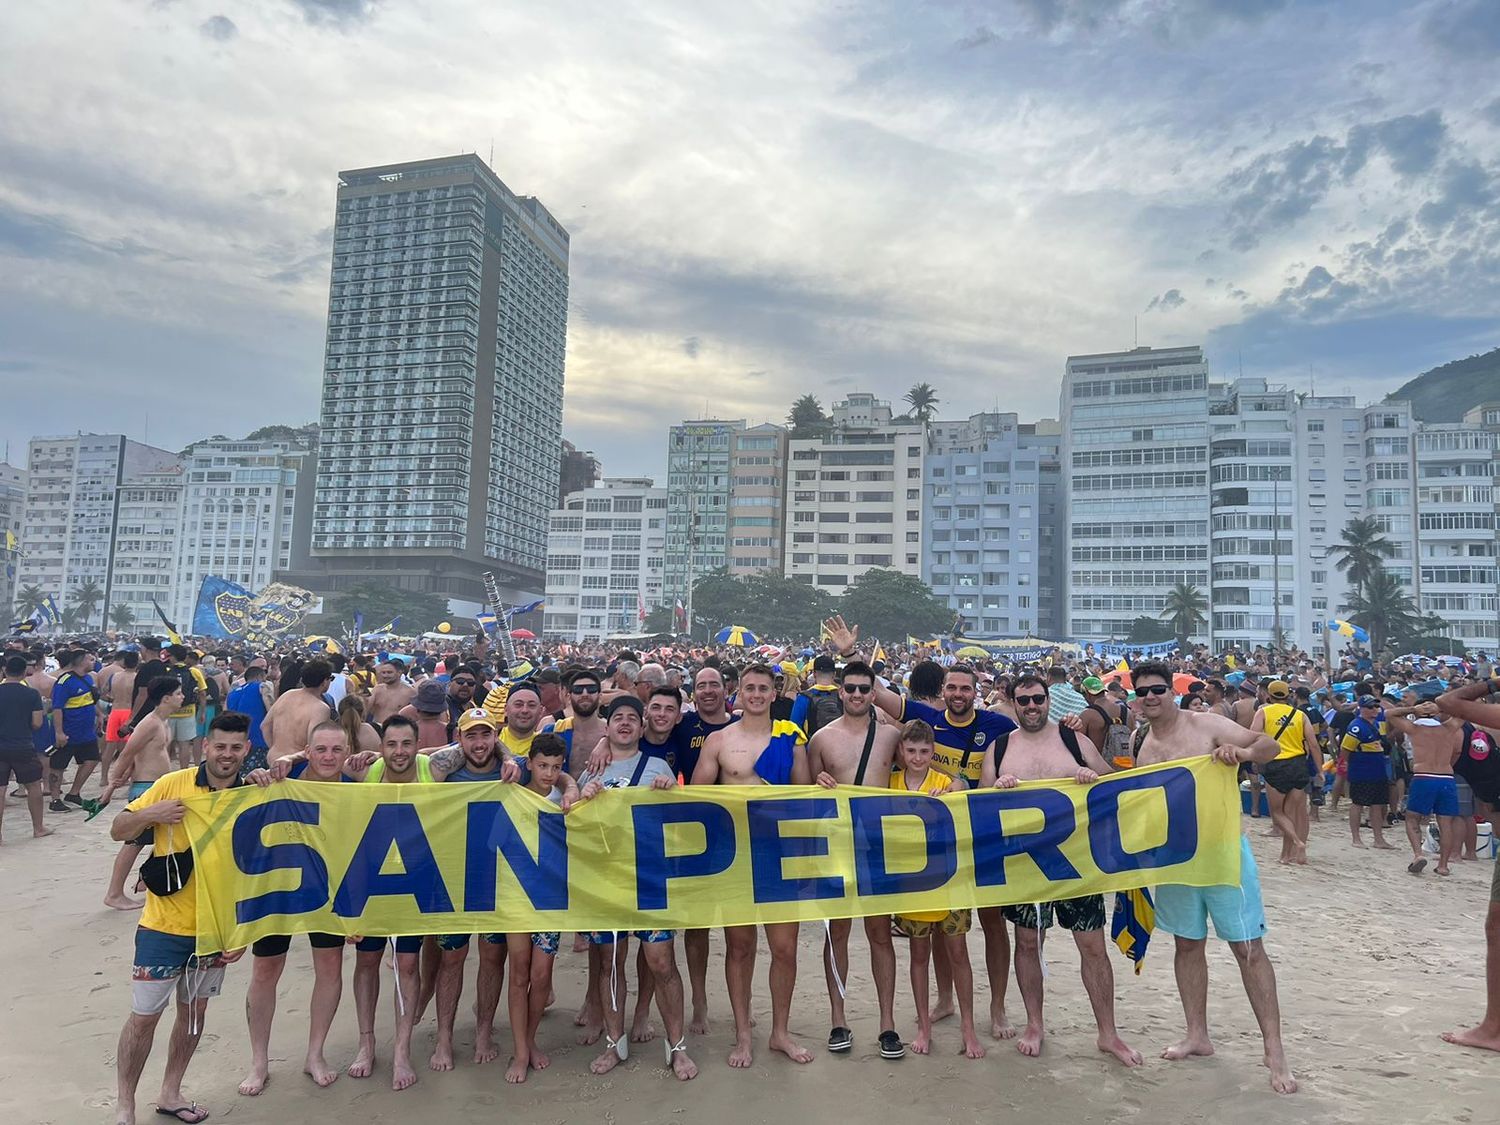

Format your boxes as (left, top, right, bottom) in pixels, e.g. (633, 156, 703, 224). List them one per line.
(58, 605, 83, 631)
(14, 582, 45, 617)
(904, 382, 939, 423)
(786, 394, 831, 438)
(1159, 582, 1207, 649)
(1328, 516, 1395, 601)
(69, 579, 104, 628)
(1342, 568, 1420, 651)
(108, 603, 136, 632)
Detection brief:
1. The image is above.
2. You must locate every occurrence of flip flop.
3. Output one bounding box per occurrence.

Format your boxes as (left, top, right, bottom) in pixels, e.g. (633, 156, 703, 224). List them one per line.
(604, 1033, 628, 1062)
(155, 1104, 209, 1123)
(827, 1026, 853, 1052)
(665, 1037, 688, 1067)
(1407, 858, 1426, 875)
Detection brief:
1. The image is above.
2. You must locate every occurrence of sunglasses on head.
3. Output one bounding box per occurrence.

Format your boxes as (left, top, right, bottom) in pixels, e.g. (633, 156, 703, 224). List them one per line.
(1138, 683, 1172, 696)
(842, 683, 873, 694)
(1014, 692, 1047, 706)
(570, 683, 601, 694)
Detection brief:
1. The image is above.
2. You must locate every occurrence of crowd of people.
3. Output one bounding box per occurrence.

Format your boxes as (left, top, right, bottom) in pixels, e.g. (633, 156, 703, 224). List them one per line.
(2, 620, 1498, 1125)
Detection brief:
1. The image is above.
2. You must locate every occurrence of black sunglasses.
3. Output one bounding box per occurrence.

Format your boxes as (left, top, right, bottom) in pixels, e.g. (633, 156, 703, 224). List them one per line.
(570, 684, 601, 694)
(1014, 693, 1047, 706)
(452, 678, 476, 686)
(1138, 684, 1172, 696)
(842, 683, 873, 694)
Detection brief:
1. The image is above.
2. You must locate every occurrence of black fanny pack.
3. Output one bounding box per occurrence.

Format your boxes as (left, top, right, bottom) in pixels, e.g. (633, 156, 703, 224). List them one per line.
(139, 847, 194, 896)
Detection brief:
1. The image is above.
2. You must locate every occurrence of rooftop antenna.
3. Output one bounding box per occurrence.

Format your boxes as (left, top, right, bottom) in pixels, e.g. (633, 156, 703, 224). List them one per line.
(1133, 316, 1138, 348)
(488, 138, 494, 167)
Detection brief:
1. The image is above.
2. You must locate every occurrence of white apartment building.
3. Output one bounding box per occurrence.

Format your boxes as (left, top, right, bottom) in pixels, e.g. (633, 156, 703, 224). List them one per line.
(172, 438, 308, 622)
(109, 467, 185, 630)
(544, 478, 668, 640)
(0, 462, 25, 615)
(16, 434, 178, 629)
(727, 423, 788, 575)
(783, 393, 925, 595)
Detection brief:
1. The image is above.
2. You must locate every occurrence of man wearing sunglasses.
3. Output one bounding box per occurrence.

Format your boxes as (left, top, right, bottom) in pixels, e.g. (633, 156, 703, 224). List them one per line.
(1129, 661, 1295, 1095)
(555, 668, 608, 778)
(978, 672, 1140, 1069)
(807, 660, 904, 1058)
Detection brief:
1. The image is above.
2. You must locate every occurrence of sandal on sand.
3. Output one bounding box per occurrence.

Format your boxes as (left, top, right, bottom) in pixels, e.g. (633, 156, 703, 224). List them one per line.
(665, 1037, 688, 1066)
(828, 1026, 853, 1052)
(878, 1030, 906, 1060)
(156, 1105, 209, 1123)
(605, 1033, 628, 1062)
(1407, 859, 1426, 875)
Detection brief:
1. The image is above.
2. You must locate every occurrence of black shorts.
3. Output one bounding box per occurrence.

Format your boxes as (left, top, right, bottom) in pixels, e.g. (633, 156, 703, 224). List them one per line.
(49, 740, 100, 770)
(252, 932, 348, 958)
(0, 746, 43, 786)
(1391, 749, 1413, 782)
(1263, 757, 1309, 794)
(1003, 894, 1106, 932)
(1349, 779, 1390, 807)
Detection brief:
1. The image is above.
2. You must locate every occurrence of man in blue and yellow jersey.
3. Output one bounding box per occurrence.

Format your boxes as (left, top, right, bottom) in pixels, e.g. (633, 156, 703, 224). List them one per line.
(49, 647, 102, 812)
(1341, 696, 1396, 849)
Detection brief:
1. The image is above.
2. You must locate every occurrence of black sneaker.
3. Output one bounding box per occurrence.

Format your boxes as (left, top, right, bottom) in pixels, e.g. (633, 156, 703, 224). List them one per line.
(878, 1029, 905, 1059)
(63, 793, 84, 807)
(49, 799, 73, 813)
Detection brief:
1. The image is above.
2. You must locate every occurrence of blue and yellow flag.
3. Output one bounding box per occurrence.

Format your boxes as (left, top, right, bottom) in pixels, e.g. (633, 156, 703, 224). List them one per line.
(153, 600, 183, 645)
(1111, 887, 1155, 973)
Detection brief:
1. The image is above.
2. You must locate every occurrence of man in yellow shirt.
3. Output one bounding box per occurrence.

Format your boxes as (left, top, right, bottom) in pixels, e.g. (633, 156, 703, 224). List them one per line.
(109, 712, 262, 1125)
(1252, 680, 1322, 865)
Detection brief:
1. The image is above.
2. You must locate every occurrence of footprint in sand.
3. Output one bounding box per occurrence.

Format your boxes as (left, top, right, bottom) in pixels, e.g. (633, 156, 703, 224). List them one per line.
(98, 933, 119, 947)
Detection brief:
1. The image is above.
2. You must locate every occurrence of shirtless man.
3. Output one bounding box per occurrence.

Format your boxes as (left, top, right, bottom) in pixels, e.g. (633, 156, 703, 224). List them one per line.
(978, 672, 1141, 1068)
(100, 678, 183, 909)
(368, 661, 415, 724)
(1433, 677, 1500, 1054)
(692, 663, 813, 1067)
(101, 652, 140, 792)
(1129, 660, 1297, 1094)
(237, 722, 357, 1096)
(557, 668, 608, 776)
(1232, 679, 1266, 818)
(260, 659, 335, 764)
(807, 660, 904, 1058)
(1385, 700, 1464, 876)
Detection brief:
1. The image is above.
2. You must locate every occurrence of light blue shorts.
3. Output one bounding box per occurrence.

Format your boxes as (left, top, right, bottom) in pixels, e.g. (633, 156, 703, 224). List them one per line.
(1154, 836, 1266, 943)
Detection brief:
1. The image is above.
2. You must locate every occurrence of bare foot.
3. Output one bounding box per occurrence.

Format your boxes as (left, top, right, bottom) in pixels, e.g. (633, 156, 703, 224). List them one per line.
(574, 997, 599, 1027)
(671, 1050, 699, 1081)
(1435, 865, 1451, 876)
(1373, 840, 1396, 850)
(530, 1048, 552, 1070)
(1265, 1052, 1297, 1094)
(1162, 1036, 1214, 1060)
(961, 1031, 987, 1059)
(932, 997, 955, 1023)
(1350, 839, 1366, 848)
(590, 1045, 624, 1075)
(991, 1007, 1017, 1040)
(1017, 1023, 1044, 1057)
(910, 1030, 931, 1055)
(768, 1033, 814, 1064)
(1099, 1033, 1143, 1067)
(392, 1060, 417, 1092)
(631, 1013, 657, 1043)
(103, 892, 143, 911)
(473, 1032, 499, 1065)
(577, 1019, 603, 1046)
(727, 1035, 754, 1069)
(689, 1008, 710, 1035)
(546, 987, 556, 1008)
(1441, 1026, 1500, 1053)
(347, 1038, 376, 1078)
(428, 1043, 454, 1072)
(33, 826, 55, 838)
(505, 1056, 528, 1084)
(304, 1056, 338, 1088)
(237, 1067, 269, 1096)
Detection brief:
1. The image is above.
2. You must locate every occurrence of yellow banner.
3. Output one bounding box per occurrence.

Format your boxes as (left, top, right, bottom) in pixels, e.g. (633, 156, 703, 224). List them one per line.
(187, 755, 1241, 953)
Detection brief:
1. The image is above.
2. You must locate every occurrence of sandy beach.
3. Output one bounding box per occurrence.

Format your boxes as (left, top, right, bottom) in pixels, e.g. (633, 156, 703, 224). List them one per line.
(3, 800, 1495, 1125)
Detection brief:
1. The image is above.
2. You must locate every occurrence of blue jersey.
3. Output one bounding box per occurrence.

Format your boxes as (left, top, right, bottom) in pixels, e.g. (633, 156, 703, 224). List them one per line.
(675, 711, 737, 782)
(1341, 716, 1387, 781)
(52, 673, 98, 741)
(900, 698, 1015, 786)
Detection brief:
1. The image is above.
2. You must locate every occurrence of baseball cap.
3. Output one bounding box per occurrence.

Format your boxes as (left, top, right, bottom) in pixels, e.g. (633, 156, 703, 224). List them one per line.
(415, 681, 448, 713)
(606, 694, 644, 719)
(1081, 676, 1106, 694)
(457, 707, 498, 732)
(1357, 695, 1380, 708)
(812, 654, 837, 675)
(1266, 680, 1291, 699)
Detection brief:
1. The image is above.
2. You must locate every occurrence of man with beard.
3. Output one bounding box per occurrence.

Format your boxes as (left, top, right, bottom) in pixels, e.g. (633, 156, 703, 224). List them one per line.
(808, 660, 903, 1058)
(555, 668, 607, 777)
(429, 708, 551, 1072)
(825, 615, 1019, 1040)
(1130, 662, 1296, 1094)
(692, 664, 811, 1068)
(979, 673, 1140, 1069)
(369, 660, 415, 723)
(445, 665, 481, 726)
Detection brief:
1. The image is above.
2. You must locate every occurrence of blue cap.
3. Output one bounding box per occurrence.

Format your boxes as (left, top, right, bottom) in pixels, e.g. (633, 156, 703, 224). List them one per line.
(1358, 695, 1380, 708)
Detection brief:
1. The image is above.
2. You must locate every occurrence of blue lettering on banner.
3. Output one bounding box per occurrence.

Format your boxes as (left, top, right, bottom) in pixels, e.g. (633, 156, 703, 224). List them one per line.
(850, 794, 957, 897)
(748, 798, 844, 903)
(633, 801, 736, 910)
(968, 789, 1082, 885)
(233, 799, 329, 923)
(1086, 766, 1198, 872)
(332, 804, 454, 917)
(463, 801, 569, 912)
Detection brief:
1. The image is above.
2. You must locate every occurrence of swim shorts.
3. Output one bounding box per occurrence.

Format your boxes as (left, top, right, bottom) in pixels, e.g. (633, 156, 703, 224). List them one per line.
(0, 745, 43, 786)
(1262, 757, 1310, 794)
(1349, 779, 1390, 807)
(587, 929, 675, 945)
(251, 932, 348, 958)
(168, 716, 199, 743)
(127, 781, 155, 847)
(1406, 775, 1460, 818)
(437, 933, 507, 952)
(1454, 775, 1476, 818)
(105, 708, 133, 743)
(49, 739, 99, 770)
(353, 936, 423, 955)
(1154, 836, 1267, 943)
(1003, 895, 1105, 932)
(893, 910, 972, 939)
(131, 927, 229, 1016)
(531, 932, 561, 956)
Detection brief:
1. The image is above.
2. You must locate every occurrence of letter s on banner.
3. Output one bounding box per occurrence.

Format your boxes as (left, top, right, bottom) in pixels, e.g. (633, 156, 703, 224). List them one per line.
(234, 799, 329, 924)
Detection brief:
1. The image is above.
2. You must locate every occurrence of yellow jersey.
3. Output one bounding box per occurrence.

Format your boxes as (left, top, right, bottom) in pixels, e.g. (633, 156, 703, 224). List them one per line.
(125, 766, 242, 936)
(1262, 703, 1307, 761)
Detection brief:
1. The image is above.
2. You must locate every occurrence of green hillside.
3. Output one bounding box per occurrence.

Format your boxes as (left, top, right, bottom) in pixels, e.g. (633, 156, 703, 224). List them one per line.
(1384, 347, 1500, 422)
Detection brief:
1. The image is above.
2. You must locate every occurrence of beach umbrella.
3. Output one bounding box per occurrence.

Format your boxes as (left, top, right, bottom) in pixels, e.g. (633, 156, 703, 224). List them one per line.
(956, 645, 989, 659)
(715, 625, 759, 646)
(510, 628, 536, 640)
(1327, 619, 1370, 643)
(304, 635, 343, 654)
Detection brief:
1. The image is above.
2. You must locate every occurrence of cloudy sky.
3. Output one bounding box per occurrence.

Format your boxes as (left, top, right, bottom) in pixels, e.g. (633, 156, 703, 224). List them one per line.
(3, 0, 1498, 477)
